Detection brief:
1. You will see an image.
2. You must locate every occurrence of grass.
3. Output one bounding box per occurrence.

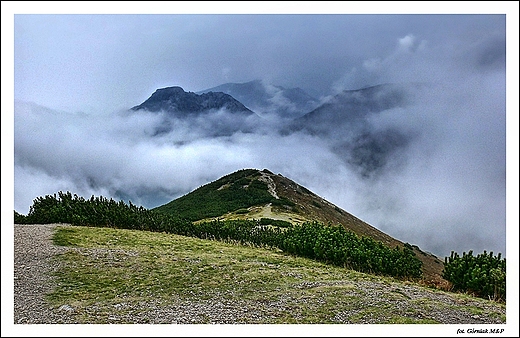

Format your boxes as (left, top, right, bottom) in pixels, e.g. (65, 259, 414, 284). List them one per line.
(46, 225, 506, 324)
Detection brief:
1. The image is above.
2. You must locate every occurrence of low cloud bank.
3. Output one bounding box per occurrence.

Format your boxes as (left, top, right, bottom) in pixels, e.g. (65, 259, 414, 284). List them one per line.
(14, 32, 506, 258)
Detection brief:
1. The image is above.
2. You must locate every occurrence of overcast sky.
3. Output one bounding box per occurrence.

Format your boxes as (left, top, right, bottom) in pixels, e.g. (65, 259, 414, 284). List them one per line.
(10, 8, 511, 113)
(2, 2, 519, 336)
(6, 3, 518, 253)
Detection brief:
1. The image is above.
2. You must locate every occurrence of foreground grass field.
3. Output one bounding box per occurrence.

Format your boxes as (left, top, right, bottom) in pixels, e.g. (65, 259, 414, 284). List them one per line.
(46, 225, 506, 324)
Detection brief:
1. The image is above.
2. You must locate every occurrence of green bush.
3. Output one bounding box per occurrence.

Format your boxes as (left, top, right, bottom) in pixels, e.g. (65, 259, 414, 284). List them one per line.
(14, 210, 28, 224)
(259, 218, 292, 228)
(16, 191, 423, 280)
(16, 191, 192, 234)
(443, 250, 506, 301)
(279, 222, 422, 279)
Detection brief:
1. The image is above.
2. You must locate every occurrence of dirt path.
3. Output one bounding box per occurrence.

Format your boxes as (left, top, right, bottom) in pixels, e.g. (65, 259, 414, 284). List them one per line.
(13, 224, 71, 324)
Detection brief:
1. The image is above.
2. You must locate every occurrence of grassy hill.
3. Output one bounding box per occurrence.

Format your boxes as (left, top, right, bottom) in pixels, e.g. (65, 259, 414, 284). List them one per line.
(153, 168, 445, 283)
(44, 224, 505, 325)
(153, 169, 295, 221)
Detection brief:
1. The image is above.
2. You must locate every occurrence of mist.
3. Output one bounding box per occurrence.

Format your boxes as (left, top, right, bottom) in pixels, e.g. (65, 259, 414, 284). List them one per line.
(14, 75, 506, 260)
(11, 12, 512, 261)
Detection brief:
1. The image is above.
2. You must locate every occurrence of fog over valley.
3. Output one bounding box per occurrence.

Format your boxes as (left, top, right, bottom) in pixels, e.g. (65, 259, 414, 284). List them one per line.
(9, 10, 513, 260)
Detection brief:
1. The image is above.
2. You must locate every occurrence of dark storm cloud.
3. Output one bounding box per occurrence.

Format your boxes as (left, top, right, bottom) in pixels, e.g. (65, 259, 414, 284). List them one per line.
(10, 11, 512, 261)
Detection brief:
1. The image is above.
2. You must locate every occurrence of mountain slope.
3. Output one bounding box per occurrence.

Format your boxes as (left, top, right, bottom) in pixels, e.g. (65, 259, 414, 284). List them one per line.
(293, 83, 410, 132)
(153, 168, 444, 281)
(286, 83, 421, 178)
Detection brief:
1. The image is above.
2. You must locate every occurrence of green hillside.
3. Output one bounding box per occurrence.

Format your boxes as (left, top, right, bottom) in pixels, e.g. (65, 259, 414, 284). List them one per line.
(152, 168, 446, 282)
(15, 186, 506, 304)
(41, 224, 506, 325)
(152, 169, 295, 221)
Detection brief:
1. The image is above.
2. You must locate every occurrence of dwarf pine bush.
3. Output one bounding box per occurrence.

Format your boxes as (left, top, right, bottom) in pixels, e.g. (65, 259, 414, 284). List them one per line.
(443, 250, 506, 301)
(16, 191, 423, 279)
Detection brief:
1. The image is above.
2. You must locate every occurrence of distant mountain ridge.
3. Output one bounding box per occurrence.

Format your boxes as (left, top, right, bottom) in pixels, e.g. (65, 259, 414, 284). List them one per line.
(287, 83, 420, 178)
(131, 86, 255, 117)
(153, 168, 444, 281)
(293, 83, 410, 132)
(131, 82, 415, 124)
(197, 79, 319, 119)
(130, 82, 423, 177)
(130, 86, 259, 137)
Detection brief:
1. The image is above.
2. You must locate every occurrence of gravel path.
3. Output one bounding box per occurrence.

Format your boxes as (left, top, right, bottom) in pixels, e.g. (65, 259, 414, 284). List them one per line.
(13, 224, 506, 326)
(13, 224, 70, 324)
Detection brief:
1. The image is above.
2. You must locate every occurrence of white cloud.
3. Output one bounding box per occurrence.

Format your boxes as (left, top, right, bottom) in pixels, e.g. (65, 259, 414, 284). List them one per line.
(10, 14, 510, 260)
(398, 34, 415, 52)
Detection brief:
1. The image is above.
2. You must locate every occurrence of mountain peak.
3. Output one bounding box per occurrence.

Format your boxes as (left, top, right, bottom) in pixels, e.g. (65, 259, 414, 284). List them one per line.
(131, 86, 254, 116)
(152, 86, 186, 96)
(152, 168, 444, 280)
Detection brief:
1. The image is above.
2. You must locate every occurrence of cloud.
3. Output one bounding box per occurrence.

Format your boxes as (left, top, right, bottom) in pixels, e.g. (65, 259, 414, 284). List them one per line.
(396, 34, 428, 54)
(350, 76, 506, 258)
(12, 14, 509, 260)
(13, 61, 506, 260)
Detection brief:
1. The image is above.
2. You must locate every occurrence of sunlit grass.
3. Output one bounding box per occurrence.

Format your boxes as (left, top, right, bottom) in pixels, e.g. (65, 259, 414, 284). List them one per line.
(46, 225, 506, 324)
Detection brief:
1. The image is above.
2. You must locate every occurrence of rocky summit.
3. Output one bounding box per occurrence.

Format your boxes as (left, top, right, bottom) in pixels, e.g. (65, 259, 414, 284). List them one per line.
(131, 86, 255, 117)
